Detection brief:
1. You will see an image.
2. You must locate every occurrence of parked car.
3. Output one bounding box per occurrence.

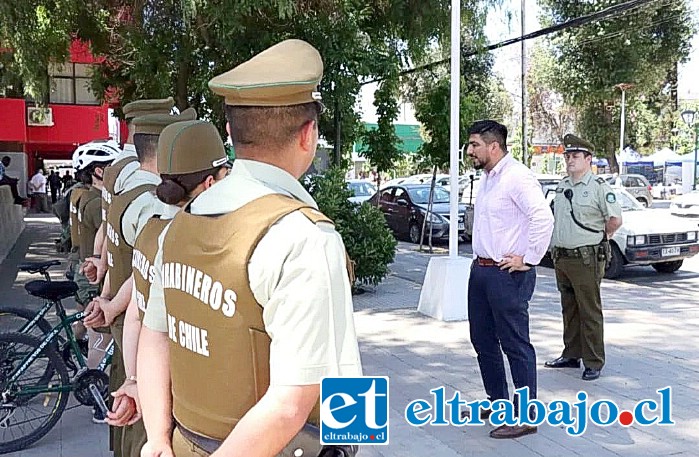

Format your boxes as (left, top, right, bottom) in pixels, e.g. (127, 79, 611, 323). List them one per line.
(601, 173, 653, 207)
(368, 184, 468, 244)
(379, 177, 410, 189)
(670, 191, 699, 218)
(536, 173, 562, 196)
(346, 180, 377, 204)
(545, 187, 699, 278)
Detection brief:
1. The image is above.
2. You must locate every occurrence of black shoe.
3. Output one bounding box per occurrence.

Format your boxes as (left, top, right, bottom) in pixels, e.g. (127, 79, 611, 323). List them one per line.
(544, 356, 580, 369)
(489, 424, 538, 439)
(460, 407, 492, 421)
(582, 367, 601, 381)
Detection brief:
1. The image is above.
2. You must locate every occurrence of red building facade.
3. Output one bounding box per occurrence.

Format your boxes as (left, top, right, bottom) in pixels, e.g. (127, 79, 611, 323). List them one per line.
(0, 40, 125, 175)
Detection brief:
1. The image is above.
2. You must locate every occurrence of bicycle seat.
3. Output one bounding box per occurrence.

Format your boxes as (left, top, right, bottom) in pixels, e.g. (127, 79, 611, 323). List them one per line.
(17, 260, 61, 274)
(24, 280, 78, 301)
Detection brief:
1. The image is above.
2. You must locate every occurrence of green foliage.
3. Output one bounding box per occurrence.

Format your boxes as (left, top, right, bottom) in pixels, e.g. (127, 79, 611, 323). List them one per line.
(411, 56, 494, 169)
(538, 0, 696, 164)
(304, 168, 396, 287)
(526, 42, 576, 144)
(406, 3, 504, 170)
(0, 0, 105, 100)
(1, 0, 457, 161)
(359, 76, 402, 182)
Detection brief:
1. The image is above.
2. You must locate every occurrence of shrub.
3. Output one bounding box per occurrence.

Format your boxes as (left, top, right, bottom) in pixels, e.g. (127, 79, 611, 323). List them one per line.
(304, 168, 396, 287)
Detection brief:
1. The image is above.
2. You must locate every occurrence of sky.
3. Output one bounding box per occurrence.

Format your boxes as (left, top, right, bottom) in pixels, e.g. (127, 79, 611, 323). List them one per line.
(358, 0, 699, 124)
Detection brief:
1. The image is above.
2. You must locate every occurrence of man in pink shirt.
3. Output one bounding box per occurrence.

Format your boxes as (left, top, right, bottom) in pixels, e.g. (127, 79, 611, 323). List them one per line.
(466, 120, 554, 439)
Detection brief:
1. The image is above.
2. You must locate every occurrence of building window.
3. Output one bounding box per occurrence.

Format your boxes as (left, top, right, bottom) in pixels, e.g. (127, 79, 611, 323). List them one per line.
(48, 63, 99, 105)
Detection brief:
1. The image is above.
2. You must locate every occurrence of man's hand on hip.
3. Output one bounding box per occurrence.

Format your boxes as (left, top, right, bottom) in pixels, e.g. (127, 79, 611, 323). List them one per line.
(499, 254, 531, 273)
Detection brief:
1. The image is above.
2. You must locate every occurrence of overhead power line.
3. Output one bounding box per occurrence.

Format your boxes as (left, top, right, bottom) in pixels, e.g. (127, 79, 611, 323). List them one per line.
(365, 0, 669, 84)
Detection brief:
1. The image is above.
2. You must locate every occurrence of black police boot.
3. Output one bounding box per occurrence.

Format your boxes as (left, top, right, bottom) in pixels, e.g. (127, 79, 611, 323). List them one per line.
(582, 367, 601, 381)
(544, 356, 580, 369)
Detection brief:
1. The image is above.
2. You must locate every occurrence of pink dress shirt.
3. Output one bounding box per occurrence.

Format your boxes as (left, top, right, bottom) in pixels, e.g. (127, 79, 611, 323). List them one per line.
(472, 154, 554, 265)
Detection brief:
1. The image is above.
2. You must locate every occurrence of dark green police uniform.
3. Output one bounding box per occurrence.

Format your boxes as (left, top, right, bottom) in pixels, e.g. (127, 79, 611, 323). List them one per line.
(550, 134, 622, 374)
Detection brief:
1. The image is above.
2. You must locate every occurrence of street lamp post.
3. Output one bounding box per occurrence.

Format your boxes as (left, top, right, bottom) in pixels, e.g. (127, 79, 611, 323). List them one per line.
(681, 110, 697, 191)
(615, 83, 634, 157)
(671, 127, 679, 154)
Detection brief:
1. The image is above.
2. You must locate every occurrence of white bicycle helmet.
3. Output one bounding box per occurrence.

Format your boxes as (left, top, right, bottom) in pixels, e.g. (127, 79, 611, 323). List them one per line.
(73, 139, 122, 171)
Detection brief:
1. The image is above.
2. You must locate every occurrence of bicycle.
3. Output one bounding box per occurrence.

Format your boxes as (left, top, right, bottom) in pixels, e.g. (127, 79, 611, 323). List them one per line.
(0, 260, 60, 338)
(0, 277, 113, 454)
(0, 260, 91, 372)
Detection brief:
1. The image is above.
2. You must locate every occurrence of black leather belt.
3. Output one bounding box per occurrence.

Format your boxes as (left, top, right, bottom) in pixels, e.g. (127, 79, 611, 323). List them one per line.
(175, 421, 359, 457)
(176, 422, 221, 454)
(553, 244, 599, 258)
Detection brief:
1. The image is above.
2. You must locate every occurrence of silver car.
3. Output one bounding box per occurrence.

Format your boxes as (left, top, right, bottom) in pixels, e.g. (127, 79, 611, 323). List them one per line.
(603, 174, 653, 207)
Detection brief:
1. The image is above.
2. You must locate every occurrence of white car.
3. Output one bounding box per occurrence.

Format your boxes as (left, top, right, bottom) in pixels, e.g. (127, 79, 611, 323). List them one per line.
(544, 187, 699, 278)
(670, 191, 699, 218)
(346, 180, 377, 204)
(601, 188, 699, 278)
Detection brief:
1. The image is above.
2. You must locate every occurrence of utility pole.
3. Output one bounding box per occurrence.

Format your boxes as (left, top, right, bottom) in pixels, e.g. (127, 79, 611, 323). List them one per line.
(521, 0, 527, 166)
(615, 83, 634, 157)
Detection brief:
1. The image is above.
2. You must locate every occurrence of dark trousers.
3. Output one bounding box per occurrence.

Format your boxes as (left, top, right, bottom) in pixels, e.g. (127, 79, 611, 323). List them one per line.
(554, 256, 605, 370)
(468, 264, 537, 404)
(50, 186, 59, 203)
(0, 176, 21, 201)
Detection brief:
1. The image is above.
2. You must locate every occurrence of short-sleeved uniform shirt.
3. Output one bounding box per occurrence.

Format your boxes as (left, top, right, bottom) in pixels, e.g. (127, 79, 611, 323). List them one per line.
(130, 204, 179, 316)
(111, 144, 140, 196)
(119, 172, 167, 246)
(77, 186, 104, 261)
(551, 171, 623, 249)
(143, 159, 363, 385)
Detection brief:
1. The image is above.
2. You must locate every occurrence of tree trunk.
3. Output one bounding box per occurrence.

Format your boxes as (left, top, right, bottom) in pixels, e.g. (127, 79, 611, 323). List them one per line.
(419, 165, 437, 253)
(175, 59, 190, 111)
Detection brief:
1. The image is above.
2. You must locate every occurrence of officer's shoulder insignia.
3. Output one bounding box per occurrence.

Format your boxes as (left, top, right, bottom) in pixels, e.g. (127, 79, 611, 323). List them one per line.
(595, 177, 605, 184)
(606, 192, 616, 203)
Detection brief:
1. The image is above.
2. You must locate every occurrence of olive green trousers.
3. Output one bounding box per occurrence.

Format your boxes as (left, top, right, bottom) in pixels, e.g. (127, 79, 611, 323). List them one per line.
(554, 255, 606, 370)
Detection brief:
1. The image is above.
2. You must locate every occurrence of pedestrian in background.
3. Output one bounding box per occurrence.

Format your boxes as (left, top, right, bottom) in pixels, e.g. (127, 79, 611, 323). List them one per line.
(29, 168, 50, 213)
(545, 134, 622, 381)
(466, 119, 554, 439)
(48, 170, 62, 203)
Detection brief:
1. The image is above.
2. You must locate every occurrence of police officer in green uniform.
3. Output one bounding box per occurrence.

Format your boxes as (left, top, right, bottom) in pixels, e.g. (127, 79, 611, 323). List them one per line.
(83, 97, 175, 287)
(108, 119, 230, 440)
(84, 109, 196, 457)
(138, 39, 362, 457)
(545, 134, 623, 381)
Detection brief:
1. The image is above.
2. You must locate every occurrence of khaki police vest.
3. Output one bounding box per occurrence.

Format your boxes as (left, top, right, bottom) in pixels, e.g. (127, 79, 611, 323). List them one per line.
(69, 187, 88, 249)
(163, 194, 329, 440)
(132, 216, 170, 321)
(77, 186, 102, 261)
(102, 156, 138, 223)
(106, 184, 155, 295)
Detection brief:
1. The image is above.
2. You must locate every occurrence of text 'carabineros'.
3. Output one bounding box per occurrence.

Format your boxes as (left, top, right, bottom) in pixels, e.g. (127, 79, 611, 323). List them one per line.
(162, 262, 237, 317)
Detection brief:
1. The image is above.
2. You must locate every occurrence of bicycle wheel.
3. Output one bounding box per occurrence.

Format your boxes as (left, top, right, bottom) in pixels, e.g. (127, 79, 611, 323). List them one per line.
(0, 306, 60, 381)
(0, 332, 69, 454)
(0, 306, 53, 338)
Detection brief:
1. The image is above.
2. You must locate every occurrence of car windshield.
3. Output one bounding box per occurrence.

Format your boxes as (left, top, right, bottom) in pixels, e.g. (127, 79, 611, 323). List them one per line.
(408, 186, 451, 204)
(615, 188, 643, 211)
(347, 182, 376, 197)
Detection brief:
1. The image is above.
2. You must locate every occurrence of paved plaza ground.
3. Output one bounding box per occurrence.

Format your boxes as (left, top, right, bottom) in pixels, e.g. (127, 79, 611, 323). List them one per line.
(3, 214, 699, 456)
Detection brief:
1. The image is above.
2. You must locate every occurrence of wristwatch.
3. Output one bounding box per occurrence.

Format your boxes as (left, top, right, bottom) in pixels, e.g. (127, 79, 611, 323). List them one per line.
(126, 375, 137, 383)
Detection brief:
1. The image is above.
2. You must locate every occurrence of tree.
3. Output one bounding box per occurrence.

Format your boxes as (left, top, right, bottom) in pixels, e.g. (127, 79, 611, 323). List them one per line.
(359, 75, 402, 189)
(526, 43, 576, 145)
(1, 0, 456, 162)
(538, 0, 696, 169)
